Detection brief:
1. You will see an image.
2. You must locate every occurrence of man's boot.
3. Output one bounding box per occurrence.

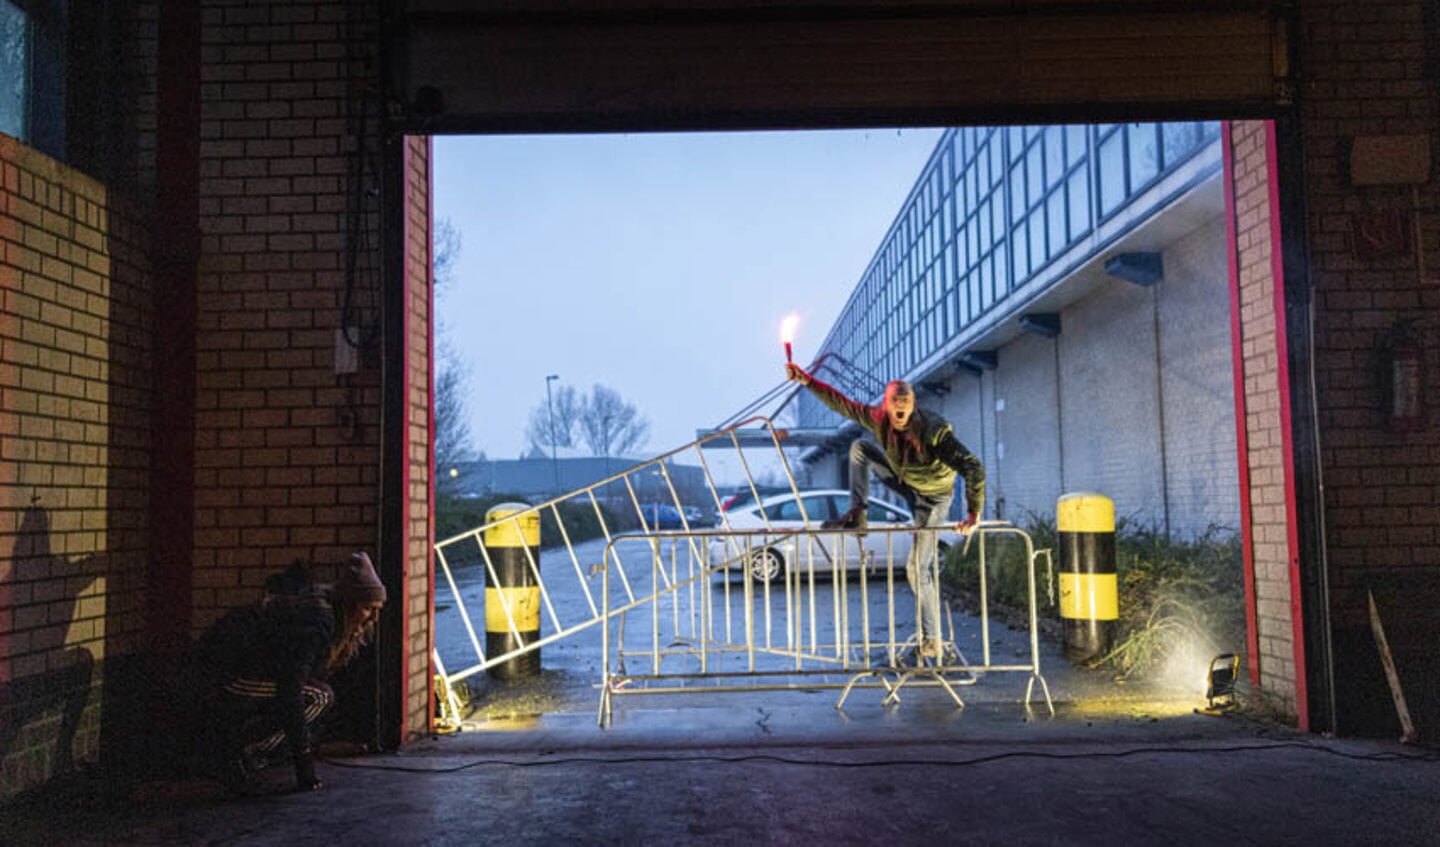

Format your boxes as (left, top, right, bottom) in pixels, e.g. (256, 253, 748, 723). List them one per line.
(821, 504, 868, 532)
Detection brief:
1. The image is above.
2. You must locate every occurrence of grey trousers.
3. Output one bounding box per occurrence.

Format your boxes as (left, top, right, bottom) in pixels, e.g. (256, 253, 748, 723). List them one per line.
(847, 440, 950, 644)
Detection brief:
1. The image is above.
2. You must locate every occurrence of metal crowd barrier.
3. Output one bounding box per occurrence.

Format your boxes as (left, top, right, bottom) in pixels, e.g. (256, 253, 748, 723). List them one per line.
(431, 417, 807, 695)
(597, 520, 1054, 726)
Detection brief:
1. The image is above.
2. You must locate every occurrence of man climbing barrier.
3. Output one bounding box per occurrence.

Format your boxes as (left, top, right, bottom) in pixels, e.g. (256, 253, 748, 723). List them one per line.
(785, 363, 986, 660)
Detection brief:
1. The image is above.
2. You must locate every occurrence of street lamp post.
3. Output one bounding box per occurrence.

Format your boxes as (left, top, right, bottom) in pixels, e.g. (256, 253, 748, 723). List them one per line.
(545, 374, 560, 494)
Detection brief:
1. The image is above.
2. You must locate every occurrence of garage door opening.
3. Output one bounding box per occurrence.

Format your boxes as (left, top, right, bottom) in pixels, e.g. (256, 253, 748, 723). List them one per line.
(425, 120, 1270, 735)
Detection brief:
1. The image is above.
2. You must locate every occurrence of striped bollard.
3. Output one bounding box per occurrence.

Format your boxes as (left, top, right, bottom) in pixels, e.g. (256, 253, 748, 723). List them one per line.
(1057, 492, 1117, 664)
(484, 503, 541, 680)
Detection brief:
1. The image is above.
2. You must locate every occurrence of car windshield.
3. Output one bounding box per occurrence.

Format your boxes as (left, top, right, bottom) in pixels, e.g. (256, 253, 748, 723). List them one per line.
(760, 494, 836, 522)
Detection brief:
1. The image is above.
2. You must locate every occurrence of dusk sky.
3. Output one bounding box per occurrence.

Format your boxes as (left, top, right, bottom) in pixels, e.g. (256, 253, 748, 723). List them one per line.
(433, 128, 943, 464)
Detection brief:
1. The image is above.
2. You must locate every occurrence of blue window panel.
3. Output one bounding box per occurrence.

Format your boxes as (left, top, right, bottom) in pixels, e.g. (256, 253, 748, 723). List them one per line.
(1026, 143, 1044, 206)
(992, 248, 1009, 297)
(976, 142, 990, 192)
(1047, 190, 1067, 257)
(1045, 126, 1066, 189)
(1012, 223, 1029, 281)
(977, 260, 990, 312)
(1129, 123, 1159, 190)
(1008, 125, 1026, 160)
(1067, 124, 1088, 167)
(1029, 215, 1047, 271)
(979, 198, 991, 246)
(1010, 165, 1027, 223)
(1098, 131, 1126, 217)
(1162, 121, 1207, 167)
(990, 140, 1005, 186)
(961, 272, 973, 326)
(1, 0, 27, 141)
(1068, 169, 1091, 240)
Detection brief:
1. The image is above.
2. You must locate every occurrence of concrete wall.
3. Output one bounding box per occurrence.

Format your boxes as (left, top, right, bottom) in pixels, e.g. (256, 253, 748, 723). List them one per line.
(930, 216, 1235, 537)
(995, 330, 1062, 526)
(1159, 221, 1241, 537)
(813, 216, 1235, 543)
(1057, 275, 1168, 529)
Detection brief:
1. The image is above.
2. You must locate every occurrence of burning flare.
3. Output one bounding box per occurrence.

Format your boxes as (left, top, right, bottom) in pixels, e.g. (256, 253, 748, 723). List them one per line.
(780, 313, 799, 362)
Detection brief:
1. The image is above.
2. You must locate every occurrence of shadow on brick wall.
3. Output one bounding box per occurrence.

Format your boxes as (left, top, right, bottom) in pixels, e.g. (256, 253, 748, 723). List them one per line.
(0, 502, 103, 787)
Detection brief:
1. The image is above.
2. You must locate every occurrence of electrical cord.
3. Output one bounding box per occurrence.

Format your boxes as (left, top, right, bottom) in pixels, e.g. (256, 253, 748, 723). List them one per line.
(317, 740, 1439, 775)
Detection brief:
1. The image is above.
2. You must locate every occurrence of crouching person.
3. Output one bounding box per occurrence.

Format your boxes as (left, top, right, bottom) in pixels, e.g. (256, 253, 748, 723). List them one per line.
(194, 552, 387, 794)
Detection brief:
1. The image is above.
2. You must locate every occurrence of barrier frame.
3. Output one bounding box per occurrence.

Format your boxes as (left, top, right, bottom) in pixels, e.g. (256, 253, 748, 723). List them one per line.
(597, 520, 1054, 726)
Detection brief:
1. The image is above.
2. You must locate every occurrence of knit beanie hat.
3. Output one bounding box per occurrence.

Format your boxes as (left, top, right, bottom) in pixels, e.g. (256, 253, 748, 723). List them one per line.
(334, 551, 387, 606)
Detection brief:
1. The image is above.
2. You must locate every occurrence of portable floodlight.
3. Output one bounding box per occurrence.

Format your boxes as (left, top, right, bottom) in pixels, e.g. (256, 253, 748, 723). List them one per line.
(1198, 653, 1240, 715)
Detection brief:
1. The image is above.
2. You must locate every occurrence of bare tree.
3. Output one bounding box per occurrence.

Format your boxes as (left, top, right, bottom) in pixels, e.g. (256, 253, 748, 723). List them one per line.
(433, 218, 461, 292)
(435, 338, 477, 486)
(432, 217, 475, 491)
(524, 383, 580, 453)
(578, 384, 650, 458)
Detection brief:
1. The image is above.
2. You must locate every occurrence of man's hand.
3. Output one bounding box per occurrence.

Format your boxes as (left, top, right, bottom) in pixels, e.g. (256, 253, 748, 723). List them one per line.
(784, 363, 812, 385)
(956, 512, 979, 534)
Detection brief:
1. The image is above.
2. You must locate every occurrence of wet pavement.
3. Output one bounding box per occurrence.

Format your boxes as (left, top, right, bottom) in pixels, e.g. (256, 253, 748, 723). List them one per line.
(4, 695, 1437, 846)
(6, 538, 1435, 844)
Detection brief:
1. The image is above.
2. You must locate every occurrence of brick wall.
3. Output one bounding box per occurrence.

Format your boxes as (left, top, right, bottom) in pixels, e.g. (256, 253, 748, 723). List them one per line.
(192, 0, 431, 740)
(1228, 119, 1303, 719)
(192, 0, 382, 624)
(1301, 0, 1438, 618)
(1298, 0, 1439, 733)
(403, 135, 434, 736)
(0, 137, 153, 797)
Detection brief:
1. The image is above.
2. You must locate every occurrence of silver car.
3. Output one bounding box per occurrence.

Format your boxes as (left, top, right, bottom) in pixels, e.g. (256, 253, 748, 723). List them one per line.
(707, 488, 957, 583)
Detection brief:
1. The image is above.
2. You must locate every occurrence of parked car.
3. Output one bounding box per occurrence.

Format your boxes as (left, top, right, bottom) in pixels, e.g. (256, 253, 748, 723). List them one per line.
(718, 484, 792, 514)
(708, 489, 958, 583)
(639, 503, 688, 530)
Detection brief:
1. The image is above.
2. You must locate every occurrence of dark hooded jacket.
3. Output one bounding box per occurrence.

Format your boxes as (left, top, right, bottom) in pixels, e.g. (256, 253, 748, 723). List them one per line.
(807, 375, 986, 513)
(195, 589, 336, 756)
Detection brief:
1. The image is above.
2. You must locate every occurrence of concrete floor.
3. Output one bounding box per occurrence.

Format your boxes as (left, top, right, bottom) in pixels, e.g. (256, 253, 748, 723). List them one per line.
(4, 694, 1438, 846)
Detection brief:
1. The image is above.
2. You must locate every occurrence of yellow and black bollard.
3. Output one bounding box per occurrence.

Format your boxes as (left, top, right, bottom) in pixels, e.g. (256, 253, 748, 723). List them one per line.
(483, 503, 541, 680)
(1057, 492, 1117, 664)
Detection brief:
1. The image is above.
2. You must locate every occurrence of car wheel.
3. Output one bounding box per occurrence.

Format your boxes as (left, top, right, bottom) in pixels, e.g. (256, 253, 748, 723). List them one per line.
(747, 548, 785, 583)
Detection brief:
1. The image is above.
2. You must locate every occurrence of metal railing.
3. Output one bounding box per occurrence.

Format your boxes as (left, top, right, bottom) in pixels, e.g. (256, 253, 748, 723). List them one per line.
(596, 520, 1054, 726)
(432, 417, 808, 692)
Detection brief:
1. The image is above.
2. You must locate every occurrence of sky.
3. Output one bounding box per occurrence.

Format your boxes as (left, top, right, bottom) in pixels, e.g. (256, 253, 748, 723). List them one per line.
(433, 128, 943, 464)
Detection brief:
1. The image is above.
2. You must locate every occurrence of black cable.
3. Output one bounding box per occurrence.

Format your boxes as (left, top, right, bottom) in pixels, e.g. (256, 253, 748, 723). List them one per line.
(318, 740, 1440, 776)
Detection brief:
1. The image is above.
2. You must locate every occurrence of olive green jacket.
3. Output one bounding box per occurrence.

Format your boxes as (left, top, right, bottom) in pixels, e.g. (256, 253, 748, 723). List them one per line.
(807, 376, 986, 514)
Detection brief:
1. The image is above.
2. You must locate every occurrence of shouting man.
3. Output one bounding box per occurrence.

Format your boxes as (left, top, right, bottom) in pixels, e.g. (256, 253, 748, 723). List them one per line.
(786, 363, 985, 659)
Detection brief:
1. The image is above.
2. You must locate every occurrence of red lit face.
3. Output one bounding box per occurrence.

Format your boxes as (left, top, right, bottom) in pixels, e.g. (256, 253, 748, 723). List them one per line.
(885, 389, 915, 431)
